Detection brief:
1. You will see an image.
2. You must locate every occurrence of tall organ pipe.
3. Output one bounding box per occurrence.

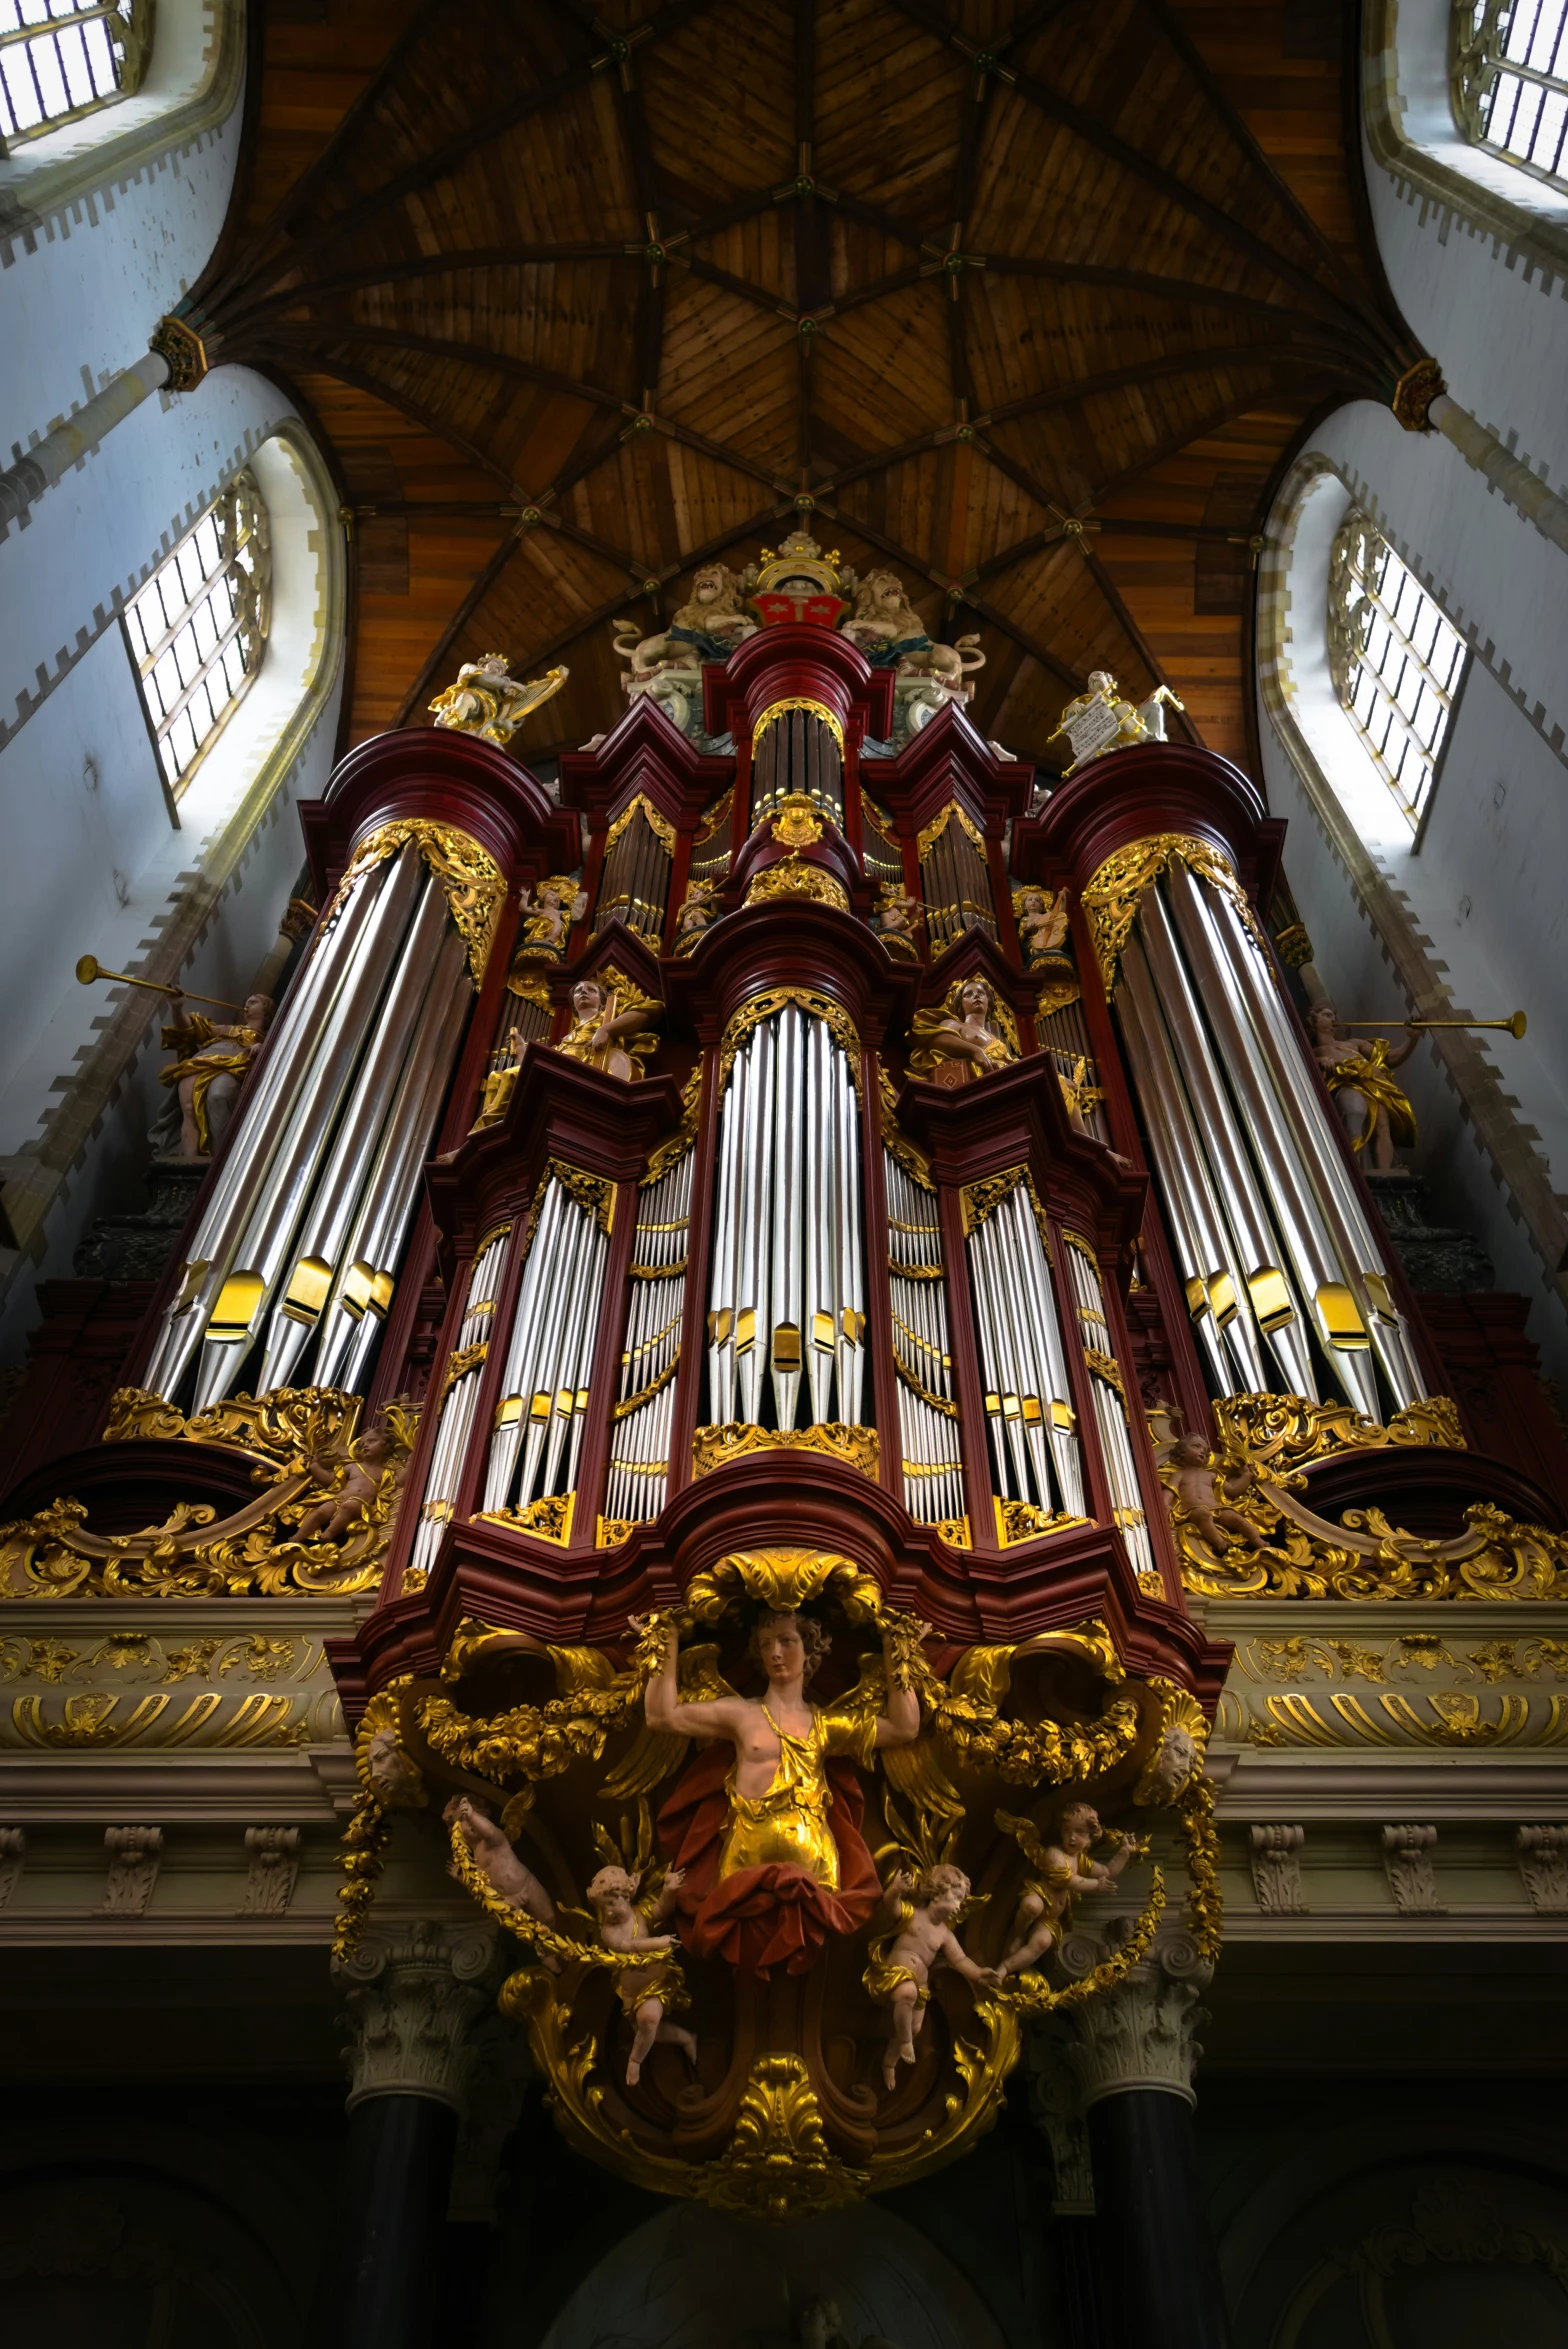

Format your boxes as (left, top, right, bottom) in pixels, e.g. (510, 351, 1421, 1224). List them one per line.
(187, 850, 427, 1411)
(485, 1183, 569, 1509)
(1183, 870, 1425, 1407)
(1113, 959, 1241, 1395)
(140, 852, 396, 1400)
(318, 930, 474, 1394)
(1167, 863, 1420, 1412)
(253, 877, 452, 1395)
(1157, 866, 1382, 1421)
(770, 1008, 805, 1429)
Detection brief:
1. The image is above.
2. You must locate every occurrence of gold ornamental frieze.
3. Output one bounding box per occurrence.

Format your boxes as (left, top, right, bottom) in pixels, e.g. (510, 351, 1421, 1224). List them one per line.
(1081, 833, 1273, 995)
(1150, 1397, 1568, 1602)
(1, 1387, 417, 1600)
(690, 1422, 881, 1481)
(1212, 1624, 1568, 1751)
(744, 855, 851, 912)
(718, 987, 863, 1092)
(0, 1624, 341, 1751)
(335, 1550, 1219, 2217)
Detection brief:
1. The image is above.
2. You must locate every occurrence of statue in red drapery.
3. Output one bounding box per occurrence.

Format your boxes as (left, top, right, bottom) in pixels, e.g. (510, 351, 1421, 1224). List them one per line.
(647, 1611, 920, 1977)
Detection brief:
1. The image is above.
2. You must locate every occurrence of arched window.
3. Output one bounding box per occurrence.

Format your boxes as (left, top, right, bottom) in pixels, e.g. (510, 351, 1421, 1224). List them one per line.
(1326, 508, 1468, 831)
(0, 0, 150, 146)
(124, 469, 272, 797)
(1452, 1, 1568, 192)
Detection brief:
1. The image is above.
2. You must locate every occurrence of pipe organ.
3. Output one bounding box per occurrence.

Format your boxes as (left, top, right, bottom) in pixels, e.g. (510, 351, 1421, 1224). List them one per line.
(71, 525, 1530, 2217)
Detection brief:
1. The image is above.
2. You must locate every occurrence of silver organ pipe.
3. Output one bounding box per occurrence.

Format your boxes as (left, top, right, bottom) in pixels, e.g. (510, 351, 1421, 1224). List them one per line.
(705, 1005, 866, 1431)
(883, 1148, 964, 1528)
(315, 931, 474, 1395)
(1161, 863, 1397, 1416)
(1126, 907, 1319, 1402)
(407, 1221, 512, 1582)
(482, 1171, 612, 1519)
(1177, 866, 1426, 1407)
(140, 846, 397, 1401)
(253, 875, 453, 1396)
(751, 708, 844, 827)
(606, 1146, 696, 1526)
(184, 848, 430, 1410)
(964, 1174, 1086, 1524)
(1059, 1230, 1158, 1582)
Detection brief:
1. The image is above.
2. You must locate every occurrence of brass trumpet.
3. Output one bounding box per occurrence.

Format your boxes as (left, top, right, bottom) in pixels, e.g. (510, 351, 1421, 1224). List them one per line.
(76, 954, 246, 1015)
(1337, 1009, 1526, 1040)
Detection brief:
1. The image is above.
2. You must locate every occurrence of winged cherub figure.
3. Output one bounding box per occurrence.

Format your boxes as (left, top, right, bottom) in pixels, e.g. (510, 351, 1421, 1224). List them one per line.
(646, 1610, 922, 1977)
(585, 1861, 697, 2086)
(866, 1861, 1003, 2091)
(994, 1803, 1147, 1977)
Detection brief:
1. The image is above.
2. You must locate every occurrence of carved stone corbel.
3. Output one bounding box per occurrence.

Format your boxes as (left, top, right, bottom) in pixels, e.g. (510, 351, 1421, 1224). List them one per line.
(1248, 1823, 1306, 1914)
(1515, 1825, 1568, 1914)
(1381, 1824, 1442, 1914)
(0, 1826, 24, 1909)
(239, 1826, 301, 1916)
(100, 1825, 164, 1917)
(335, 1919, 499, 2112)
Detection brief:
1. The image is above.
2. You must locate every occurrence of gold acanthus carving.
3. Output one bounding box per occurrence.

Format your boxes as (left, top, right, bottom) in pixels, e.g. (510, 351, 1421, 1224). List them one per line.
(1081, 833, 1272, 996)
(605, 791, 677, 855)
(770, 792, 824, 848)
(1151, 1401, 1567, 1602)
(915, 800, 987, 863)
(642, 1064, 702, 1189)
(548, 1158, 618, 1235)
(324, 819, 507, 985)
(690, 1423, 880, 1481)
(719, 988, 863, 1096)
(878, 1063, 934, 1191)
(745, 856, 851, 912)
(0, 1628, 339, 1752)
(4, 1389, 416, 1600)
(752, 697, 845, 753)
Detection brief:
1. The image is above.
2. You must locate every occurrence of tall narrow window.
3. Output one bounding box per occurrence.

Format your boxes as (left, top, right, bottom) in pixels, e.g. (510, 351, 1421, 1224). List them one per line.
(1452, 1, 1568, 193)
(125, 471, 271, 796)
(1326, 510, 1467, 832)
(0, 0, 151, 146)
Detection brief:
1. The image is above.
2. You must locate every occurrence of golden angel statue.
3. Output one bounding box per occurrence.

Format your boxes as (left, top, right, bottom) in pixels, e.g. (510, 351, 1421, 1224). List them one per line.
(907, 977, 1016, 1086)
(1306, 1001, 1417, 1171)
(555, 974, 660, 1082)
(585, 1860, 697, 2085)
(516, 875, 589, 959)
(643, 1609, 920, 1976)
(429, 655, 568, 747)
(151, 989, 274, 1158)
(865, 1861, 1002, 2091)
(994, 1803, 1146, 1977)
(1048, 670, 1185, 777)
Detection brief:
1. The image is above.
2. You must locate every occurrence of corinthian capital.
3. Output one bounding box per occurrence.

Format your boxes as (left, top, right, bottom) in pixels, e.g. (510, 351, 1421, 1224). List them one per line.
(335, 1918, 498, 2113)
(1054, 1917, 1213, 2108)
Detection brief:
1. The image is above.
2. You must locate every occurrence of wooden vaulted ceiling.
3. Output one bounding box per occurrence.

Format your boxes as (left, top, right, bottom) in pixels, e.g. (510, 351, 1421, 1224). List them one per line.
(206, 0, 1420, 769)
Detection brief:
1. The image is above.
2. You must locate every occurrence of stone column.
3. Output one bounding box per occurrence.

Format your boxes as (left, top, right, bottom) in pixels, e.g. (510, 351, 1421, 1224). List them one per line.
(312, 1921, 496, 2349)
(1051, 1921, 1228, 2349)
(1023, 2022, 1103, 2349)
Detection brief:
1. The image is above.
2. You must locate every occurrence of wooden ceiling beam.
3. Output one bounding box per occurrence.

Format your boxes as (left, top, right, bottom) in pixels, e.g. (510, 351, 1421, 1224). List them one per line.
(223, 246, 634, 335)
(392, 529, 528, 724)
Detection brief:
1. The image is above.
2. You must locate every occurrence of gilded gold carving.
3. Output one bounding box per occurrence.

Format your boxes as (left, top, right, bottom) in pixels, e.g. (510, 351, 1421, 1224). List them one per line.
(961, 1164, 1026, 1236)
(690, 1422, 880, 1481)
(441, 1341, 489, 1400)
(149, 313, 209, 392)
(7, 1389, 416, 1600)
(325, 819, 506, 984)
(993, 1498, 1092, 1547)
(597, 1515, 639, 1548)
(744, 856, 851, 912)
(605, 791, 677, 855)
(720, 988, 862, 1095)
(915, 801, 987, 863)
(699, 2058, 867, 2220)
(770, 792, 824, 848)
(1081, 834, 1272, 996)
(548, 1158, 617, 1235)
(428, 654, 568, 747)
(1211, 1391, 1464, 1470)
(752, 697, 845, 753)
(333, 1680, 421, 1963)
(476, 1492, 575, 1544)
(878, 1063, 934, 1191)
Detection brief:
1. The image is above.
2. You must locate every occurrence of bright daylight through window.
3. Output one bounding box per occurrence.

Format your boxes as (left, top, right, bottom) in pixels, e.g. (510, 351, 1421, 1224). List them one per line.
(1327, 508, 1468, 831)
(125, 470, 272, 796)
(1452, 0, 1568, 192)
(0, 0, 150, 145)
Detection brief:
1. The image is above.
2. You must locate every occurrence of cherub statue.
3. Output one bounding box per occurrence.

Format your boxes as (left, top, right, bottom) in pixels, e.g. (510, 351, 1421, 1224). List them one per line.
(672, 876, 717, 953)
(873, 882, 924, 960)
(1306, 1001, 1417, 1171)
(444, 1793, 558, 1928)
(1162, 1429, 1259, 1552)
(151, 990, 274, 1159)
(865, 1861, 1003, 2091)
(1012, 886, 1070, 966)
(555, 975, 660, 1081)
(995, 1804, 1147, 1977)
(473, 1026, 525, 1128)
(585, 1861, 698, 2086)
(296, 1416, 400, 1544)
(646, 1608, 921, 1976)
(516, 876, 588, 959)
(428, 655, 568, 747)
(907, 977, 1016, 1086)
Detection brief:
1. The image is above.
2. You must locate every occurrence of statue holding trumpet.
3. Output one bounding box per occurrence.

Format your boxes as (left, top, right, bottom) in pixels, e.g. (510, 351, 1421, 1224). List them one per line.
(76, 954, 273, 1160)
(1305, 995, 1526, 1174)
